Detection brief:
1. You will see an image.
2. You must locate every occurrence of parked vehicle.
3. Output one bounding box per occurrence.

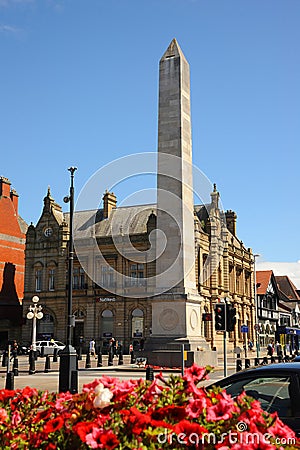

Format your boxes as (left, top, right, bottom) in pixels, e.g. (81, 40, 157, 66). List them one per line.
(35, 340, 65, 356)
(206, 363, 300, 435)
(18, 342, 31, 355)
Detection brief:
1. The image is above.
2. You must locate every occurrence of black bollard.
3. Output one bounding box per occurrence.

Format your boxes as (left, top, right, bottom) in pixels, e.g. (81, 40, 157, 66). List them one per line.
(262, 356, 268, 365)
(44, 355, 51, 373)
(118, 349, 124, 366)
(13, 357, 19, 376)
(108, 350, 114, 366)
(254, 357, 260, 366)
(278, 354, 283, 363)
(41, 346, 44, 358)
(5, 372, 14, 390)
(2, 351, 8, 368)
(97, 349, 103, 367)
(245, 358, 251, 369)
(29, 350, 36, 374)
(271, 356, 276, 363)
(285, 355, 290, 362)
(53, 348, 58, 363)
(146, 366, 154, 381)
(78, 345, 82, 361)
(236, 359, 242, 372)
(130, 350, 136, 364)
(85, 351, 91, 369)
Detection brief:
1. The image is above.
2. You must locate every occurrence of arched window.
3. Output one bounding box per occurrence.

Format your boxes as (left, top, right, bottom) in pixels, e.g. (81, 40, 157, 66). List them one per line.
(74, 309, 85, 319)
(34, 262, 43, 292)
(132, 308, 144, 338)
(48, 268, 55, 291)
(101, 309, 114, 338)
(37, 313, 54, 339)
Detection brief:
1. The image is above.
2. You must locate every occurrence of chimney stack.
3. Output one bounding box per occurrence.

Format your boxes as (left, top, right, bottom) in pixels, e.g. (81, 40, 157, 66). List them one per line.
(10, 189, 19, 214)
(225, 210, 237, 236)
(103, 191, 117, 219)
(0, 176, 11, 198)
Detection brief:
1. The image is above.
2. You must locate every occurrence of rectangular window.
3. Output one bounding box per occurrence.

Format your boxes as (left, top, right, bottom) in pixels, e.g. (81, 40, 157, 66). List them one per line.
(48, 269, 55, 291)
(101, 265, 115, 288)
(35, 269, 42, 292)
(129, 263, 144, 286)
(73, 267, 86, 289)
(201, 254, 210, 287)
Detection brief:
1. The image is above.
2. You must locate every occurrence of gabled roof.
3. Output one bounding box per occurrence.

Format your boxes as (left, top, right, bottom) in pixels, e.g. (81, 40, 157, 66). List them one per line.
(275, 275, 300, 301)
(256, 270, 273, 295)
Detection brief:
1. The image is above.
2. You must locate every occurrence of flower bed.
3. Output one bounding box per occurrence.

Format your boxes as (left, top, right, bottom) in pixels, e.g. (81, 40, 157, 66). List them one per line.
(0, 365, 299, 449)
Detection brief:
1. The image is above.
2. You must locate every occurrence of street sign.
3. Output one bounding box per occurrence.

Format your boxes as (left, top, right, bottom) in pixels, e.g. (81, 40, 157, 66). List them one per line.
(241, 325, 248, 333)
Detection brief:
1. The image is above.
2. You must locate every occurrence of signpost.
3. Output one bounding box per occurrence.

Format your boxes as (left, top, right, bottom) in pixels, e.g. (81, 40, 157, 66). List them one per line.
(241, 324, 249, 358)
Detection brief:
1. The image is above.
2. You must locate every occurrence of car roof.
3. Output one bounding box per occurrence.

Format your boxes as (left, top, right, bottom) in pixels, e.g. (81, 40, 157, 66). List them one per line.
(212, 363, 300, 383)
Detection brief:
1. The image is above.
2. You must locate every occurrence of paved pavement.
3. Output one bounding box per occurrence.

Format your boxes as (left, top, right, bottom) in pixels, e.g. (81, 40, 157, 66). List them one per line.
(0, 354, 239, 393)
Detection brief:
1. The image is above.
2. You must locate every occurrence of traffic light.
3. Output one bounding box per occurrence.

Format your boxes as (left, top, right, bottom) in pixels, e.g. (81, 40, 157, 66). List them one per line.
(226, 304, 237, 332)
(214, 304, 226, 331)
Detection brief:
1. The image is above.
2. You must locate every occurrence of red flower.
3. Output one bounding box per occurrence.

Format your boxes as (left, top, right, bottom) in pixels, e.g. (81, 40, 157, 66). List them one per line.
(85, 428, 119, 449)
(43, 416, 64, 434)
(32, 408, 52, 423)
(20, 385, 39, 400)
(73, 421, 95, 442)
(151, 405, 186, 422)
(44, 443, 57, 450)
(0, 389, 17, 403)
(173, 420, 208, 443)
(99, 430, 120, 449)
(121, 407, 152, 434)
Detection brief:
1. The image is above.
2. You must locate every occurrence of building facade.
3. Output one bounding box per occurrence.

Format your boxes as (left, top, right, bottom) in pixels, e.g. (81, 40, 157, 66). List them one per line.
(22, 187, 255, 354)
(0, 176, 27, 347)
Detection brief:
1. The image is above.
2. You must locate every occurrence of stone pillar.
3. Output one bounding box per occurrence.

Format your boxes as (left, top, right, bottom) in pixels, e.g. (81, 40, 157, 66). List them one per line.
(156, 38, 196, 294)
(149, 39, 210, 355)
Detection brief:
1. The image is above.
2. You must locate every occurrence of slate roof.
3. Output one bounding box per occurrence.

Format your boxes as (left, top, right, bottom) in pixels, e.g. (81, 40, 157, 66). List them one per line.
(275, 276, 300, 301)
(71, 204, 157, 238)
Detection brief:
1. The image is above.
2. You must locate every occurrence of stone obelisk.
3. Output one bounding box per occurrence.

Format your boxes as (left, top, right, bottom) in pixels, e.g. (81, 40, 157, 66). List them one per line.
(150, 39, 209, 356)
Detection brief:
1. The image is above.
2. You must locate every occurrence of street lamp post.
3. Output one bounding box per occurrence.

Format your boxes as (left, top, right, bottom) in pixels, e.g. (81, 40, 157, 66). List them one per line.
(27, 295, 43, 374)
(254, 254, 260, 358)
(59, 166, 78, 393)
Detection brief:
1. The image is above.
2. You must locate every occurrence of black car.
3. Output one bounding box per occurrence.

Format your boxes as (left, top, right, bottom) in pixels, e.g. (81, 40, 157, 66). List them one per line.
(207, 363, 300, 435)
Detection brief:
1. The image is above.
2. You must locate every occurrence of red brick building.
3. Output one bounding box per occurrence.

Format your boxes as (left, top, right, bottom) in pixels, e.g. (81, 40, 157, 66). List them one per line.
(0, 177, 27, 347)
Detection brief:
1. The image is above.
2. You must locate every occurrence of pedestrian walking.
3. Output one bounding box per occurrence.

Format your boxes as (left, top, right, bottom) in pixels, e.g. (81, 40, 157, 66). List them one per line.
(11, 340, 18, 359)
(267, 340, 274, 357)
(89, 339, 96, 357)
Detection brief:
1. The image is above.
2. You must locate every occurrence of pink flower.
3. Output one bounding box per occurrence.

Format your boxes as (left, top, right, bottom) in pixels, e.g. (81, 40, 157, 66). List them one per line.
(11, 410, 22, 426)
(206, 390, 237, 422)
(186, 397, 208, 418)
(55, 391, 73, 411)
(0, 407, 8, 423)
(183, 364, 209, 384)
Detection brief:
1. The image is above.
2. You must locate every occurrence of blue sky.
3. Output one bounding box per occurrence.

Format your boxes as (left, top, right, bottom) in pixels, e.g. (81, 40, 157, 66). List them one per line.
(1, 0, 299, 286)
